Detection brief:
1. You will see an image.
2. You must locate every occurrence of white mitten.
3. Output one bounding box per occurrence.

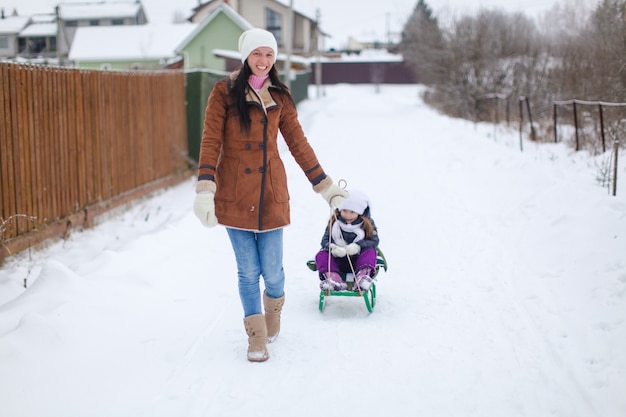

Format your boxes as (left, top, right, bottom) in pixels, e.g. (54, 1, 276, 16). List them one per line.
(346, 243, 361, 256)
(330, 243, 347, 257)
(318, 177, 349, 208)
(194, 192, 218, 227)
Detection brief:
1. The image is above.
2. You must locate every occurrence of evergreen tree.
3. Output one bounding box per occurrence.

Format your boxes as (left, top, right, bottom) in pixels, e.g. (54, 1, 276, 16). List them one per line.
(401, 0, 447, 86)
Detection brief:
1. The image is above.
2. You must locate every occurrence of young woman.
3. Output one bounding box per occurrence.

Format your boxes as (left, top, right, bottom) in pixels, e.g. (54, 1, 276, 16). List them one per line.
(314, 190, 380, 292)
(193, 28, 347, 362)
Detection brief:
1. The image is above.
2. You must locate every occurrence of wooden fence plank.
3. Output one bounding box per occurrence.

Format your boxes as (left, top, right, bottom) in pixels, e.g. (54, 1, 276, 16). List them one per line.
(10, 65, 21, 235)
(41, 66, 53, 225)
(30, 66, 43, 229)
(0, 64, 15, 237)
(21, 65, 34, 233)
(83, 71, 96, 203)
(49, 66, 60, 221)
(66, 68, 79, 213)
(74, 69, 87, 208)
(60, 67, 71, 215)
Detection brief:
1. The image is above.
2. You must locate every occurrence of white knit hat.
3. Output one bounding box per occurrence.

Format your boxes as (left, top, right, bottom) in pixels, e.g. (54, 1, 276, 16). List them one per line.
(238, 28, 278, 64)
(339, 190, 370, 215)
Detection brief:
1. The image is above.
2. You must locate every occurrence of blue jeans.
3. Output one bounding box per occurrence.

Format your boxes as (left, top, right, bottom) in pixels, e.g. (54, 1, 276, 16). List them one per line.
(226, 228, 285, 317)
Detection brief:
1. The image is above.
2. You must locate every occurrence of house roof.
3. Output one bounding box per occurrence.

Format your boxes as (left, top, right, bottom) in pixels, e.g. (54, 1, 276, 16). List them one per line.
(213, 48, 309, 66)
(0, 16, 30, 34)
(68, 23, 196, 61)
(192, 0, 316, 25)
(31, 14, 56, 24)
(58, 1, 143, 20)
(19, 22, 57, 37)
(175, 2, 253, 53)
(272, 0, 317, 22)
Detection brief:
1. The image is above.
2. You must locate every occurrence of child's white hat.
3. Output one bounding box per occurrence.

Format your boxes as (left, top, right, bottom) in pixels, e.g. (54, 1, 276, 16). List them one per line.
(339, 190, 370, 215)
(238, 28, 278, 64)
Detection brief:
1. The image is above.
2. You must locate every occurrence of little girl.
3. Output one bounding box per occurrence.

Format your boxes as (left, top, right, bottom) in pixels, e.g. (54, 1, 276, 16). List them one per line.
(314, 190, 380, 291)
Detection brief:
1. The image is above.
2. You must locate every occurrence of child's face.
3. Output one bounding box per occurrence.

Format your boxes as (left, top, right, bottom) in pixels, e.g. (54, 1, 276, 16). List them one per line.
(340, 209, 359, 223)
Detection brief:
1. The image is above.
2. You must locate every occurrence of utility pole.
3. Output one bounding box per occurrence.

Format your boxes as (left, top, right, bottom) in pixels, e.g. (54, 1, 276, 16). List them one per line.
(284, 0, 294, 89)
(55, 6, 61, 65)
(315, 8, 322, 98)
(386, 12, 390, 46)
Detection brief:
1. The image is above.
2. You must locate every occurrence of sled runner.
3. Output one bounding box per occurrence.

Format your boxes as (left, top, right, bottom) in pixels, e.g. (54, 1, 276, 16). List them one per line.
(306, 247, 387, 313)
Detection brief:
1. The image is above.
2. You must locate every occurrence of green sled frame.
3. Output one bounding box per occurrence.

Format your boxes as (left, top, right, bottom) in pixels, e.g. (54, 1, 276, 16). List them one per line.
(306, 247, 388, 313)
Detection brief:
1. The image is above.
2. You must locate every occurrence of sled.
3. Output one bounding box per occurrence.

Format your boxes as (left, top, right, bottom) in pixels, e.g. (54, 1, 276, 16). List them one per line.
(306, 247, 387, 313)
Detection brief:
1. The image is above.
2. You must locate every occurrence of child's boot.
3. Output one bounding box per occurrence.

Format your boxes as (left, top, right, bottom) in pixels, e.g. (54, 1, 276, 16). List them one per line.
(320, 271, 347, 291)
(355, 269, 373, 292)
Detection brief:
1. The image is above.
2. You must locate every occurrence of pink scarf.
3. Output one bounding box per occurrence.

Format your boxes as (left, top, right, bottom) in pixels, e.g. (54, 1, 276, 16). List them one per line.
(248, 74, 269, 90)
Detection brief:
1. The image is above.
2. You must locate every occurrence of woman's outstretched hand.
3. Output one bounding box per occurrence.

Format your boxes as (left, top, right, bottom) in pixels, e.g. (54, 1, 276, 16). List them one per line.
(317, 177, 349, 208)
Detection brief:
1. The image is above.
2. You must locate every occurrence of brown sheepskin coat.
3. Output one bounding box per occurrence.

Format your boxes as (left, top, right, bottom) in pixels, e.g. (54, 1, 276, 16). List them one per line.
(196, 72, 329, 231)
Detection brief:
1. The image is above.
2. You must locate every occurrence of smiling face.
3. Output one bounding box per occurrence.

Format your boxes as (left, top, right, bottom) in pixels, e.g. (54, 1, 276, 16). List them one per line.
(340, 209, 359, 224)
(246, 47, 275, 77)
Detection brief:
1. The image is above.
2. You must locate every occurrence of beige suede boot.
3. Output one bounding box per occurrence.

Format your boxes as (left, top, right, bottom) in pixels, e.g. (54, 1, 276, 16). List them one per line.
(263, 291, 285, 343)
(243, 314, 269, 362)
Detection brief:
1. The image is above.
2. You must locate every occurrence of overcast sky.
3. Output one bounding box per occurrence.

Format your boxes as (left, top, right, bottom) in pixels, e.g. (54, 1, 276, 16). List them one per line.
(2, 0, 597, 49)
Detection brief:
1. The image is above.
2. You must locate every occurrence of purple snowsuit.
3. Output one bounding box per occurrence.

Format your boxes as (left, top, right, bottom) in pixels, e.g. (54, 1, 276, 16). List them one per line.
(314, 214, 379, 278)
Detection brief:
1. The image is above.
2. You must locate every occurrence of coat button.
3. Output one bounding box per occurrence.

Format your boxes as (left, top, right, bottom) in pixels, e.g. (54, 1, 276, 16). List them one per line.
(245, 143, 251, 150)
(260, 118, 267, 125)
(258, 167, 265, 173)
(245, 168, 251, 174)
(258, 143, 265, 149)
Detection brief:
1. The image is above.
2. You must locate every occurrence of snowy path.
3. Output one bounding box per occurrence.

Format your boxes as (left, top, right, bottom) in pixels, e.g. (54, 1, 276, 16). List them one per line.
(1, 85, 625, 417)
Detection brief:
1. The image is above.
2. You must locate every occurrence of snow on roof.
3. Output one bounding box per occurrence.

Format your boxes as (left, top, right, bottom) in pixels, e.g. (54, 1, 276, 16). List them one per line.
(272, 0, 315, 21)
(31, 14, 56, 24)
(211, 47, 401, 66)
(69, 23, 196, 61)
(212, 48, 309, 66)
(0, 16, 30, 34)
(335, 49, 404, 62)
(19, 23, 58, 37)
(58, 1, 142, 20)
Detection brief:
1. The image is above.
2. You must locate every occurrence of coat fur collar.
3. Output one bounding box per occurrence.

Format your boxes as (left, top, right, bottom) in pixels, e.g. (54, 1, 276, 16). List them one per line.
(229, 70, 278, 112)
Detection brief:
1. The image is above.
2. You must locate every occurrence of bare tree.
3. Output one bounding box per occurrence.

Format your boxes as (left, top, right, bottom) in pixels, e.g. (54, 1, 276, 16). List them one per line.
(400, 0, 625, 148)
(407, 8, 546, 120)
(588, 0, 626, 101)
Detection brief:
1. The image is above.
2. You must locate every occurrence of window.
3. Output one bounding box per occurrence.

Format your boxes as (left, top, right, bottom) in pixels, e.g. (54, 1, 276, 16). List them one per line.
(112, 19, 124, 25)
(27, 38, 47, 54)
(0, 36, 8, 49)
(265, 8, 282, 47)
(89, 20, 100, 26)
(65, 21, 77, 27)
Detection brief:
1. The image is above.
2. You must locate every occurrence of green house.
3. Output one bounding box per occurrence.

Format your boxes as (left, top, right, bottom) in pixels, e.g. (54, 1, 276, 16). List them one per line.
(176, 2, 253, 71)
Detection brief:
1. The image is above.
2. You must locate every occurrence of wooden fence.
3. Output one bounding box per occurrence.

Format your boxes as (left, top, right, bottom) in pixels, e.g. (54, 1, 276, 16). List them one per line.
(1, 63, 189, 261)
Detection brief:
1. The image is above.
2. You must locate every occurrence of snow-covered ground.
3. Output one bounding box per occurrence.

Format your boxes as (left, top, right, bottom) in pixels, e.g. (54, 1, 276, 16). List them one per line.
(1, 84, 625, 417)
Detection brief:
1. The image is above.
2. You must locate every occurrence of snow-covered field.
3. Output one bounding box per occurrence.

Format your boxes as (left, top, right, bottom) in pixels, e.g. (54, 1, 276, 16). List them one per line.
(1, 84, 625, 417)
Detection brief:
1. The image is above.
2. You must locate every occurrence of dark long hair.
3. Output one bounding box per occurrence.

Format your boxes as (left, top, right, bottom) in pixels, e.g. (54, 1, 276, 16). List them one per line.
(328, 209, 376, 239)
(231, 62, 292, 133)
